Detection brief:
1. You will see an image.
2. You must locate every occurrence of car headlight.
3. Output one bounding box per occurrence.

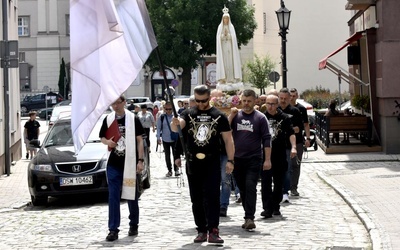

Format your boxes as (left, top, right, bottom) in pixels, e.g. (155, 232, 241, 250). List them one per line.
(100, 155, 108, 169)
(29, 163, 53, 172)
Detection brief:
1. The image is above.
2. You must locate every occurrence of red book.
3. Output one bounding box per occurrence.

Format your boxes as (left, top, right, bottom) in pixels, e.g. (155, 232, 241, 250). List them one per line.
(105, 120, 121, 151)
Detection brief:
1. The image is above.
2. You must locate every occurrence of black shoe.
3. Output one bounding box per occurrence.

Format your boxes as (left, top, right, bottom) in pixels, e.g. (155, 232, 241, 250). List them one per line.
(174, 171, 180, 177)
(128, 226, 138, 236)
(235, 197, 242, 204)
(219, 207, 227, 217)
(26, 153, 29, 159)
(291, 189, 299, 196)
(106, 231, 118, 241)
(273, 210, 281, 216)
(260, 210, 272, 218)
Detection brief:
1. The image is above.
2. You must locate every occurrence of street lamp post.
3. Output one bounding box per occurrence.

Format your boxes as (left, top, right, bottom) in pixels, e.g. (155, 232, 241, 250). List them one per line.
(276, 0, 291, 88)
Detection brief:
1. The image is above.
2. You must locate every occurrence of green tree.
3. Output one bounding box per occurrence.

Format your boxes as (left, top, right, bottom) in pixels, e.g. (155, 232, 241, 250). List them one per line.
(245, 55, 276, 95)
(57, 58, 69, 99)
(146, 0, 257, 95)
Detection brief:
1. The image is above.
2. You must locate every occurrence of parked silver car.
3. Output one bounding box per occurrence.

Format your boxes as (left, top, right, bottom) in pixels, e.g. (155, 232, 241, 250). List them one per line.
(126, 97, 153, 112)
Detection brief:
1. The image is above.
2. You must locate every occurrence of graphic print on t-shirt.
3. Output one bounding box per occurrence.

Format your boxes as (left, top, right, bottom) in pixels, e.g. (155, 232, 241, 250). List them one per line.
(268, 118, 283, 142)
(237, 119, 254, 132)
(188, 114, 221, 147)
(114, 124, 126, 157)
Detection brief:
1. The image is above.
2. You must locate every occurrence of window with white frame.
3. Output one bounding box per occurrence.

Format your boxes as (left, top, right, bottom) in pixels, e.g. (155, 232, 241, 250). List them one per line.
(18, 16, 30, 36)
(66, 15, 70, 35)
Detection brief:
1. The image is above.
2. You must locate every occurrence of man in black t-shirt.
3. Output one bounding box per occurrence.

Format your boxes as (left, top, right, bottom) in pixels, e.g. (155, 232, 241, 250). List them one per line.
(99, 95, 145, 242)
(262, 94, 296, 218)
(278, 88, 303, 203)
(289, 88, 311, 196)
(171, 85, 234, 244)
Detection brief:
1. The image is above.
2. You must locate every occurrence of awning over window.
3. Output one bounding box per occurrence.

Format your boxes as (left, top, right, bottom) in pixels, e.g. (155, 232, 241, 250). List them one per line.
(318, 32, 363, 70)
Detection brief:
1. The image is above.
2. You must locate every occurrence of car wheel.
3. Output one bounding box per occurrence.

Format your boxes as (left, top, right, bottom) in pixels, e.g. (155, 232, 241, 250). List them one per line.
(21, 106, 28, 114)
(31, 195, 48, 206)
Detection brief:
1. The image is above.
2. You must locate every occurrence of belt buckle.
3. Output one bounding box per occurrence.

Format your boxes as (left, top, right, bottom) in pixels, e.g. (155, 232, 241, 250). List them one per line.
(195, 153, 206, 160)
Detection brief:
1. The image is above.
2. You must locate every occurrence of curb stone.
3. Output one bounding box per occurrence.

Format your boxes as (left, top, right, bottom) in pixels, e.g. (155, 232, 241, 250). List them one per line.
(317, 170, 386, 250)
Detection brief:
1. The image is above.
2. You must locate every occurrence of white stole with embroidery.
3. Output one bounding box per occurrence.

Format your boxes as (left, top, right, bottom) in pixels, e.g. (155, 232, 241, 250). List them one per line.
(107, 109, 137, 200)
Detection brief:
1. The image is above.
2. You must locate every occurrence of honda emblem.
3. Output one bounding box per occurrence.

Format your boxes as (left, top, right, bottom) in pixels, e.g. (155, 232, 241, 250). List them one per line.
(72, 165, 81, 173)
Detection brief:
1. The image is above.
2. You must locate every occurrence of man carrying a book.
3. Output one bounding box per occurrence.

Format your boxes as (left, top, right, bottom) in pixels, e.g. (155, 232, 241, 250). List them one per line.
(99, 95, 145, 242)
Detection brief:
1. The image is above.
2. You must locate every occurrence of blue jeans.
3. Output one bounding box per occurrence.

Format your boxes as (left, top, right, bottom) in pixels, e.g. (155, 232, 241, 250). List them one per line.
(107, 165, 139, 232)
(220, 154, 240, 209)
(233, 156, 262, 220)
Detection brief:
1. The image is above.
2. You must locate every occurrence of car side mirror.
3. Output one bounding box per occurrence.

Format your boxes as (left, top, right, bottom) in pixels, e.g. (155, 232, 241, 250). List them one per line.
(29, 139, 41, 148)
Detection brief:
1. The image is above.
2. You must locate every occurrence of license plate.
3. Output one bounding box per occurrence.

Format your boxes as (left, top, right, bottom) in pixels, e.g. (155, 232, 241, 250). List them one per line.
(60, 176, 93, 186)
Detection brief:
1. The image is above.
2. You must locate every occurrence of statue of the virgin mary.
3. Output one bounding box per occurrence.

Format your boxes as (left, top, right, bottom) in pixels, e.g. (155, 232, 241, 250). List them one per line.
(216, 5, 242, 90)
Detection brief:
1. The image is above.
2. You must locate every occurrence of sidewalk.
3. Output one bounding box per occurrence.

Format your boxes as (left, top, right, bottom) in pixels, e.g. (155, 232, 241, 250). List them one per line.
(1, 128, 399, 249)
(302, 149, 400, 250)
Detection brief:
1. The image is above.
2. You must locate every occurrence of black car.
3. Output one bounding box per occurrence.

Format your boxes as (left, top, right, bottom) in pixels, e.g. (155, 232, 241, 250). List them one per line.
(28, 114, 151, 206)
(37, 107, 53, 120)
(21, 92, 64, 114)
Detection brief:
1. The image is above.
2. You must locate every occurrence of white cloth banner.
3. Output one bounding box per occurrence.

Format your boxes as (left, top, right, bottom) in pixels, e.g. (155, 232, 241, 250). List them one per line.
(70, 0, 157, 153)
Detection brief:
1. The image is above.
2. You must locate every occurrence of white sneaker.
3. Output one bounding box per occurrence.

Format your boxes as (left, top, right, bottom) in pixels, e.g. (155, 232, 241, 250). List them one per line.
(282, 194, 290, 203)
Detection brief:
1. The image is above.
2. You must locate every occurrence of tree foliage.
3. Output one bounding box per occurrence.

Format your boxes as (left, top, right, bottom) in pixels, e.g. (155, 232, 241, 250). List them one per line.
(57, 58, 69, 100)
(146, 0, 257, 95)
(245, 55, 276, 95)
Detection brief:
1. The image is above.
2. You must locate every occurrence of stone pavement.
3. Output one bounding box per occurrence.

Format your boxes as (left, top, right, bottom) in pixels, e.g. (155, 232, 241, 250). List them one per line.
(0, 126, 398, 249)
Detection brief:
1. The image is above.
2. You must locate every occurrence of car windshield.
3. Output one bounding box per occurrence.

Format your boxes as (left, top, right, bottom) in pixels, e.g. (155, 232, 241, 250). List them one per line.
(44, 118, 104, 147)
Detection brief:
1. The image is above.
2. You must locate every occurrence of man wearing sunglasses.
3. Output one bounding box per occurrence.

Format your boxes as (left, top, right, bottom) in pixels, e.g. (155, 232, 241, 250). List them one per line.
(171, 85, 234, 244)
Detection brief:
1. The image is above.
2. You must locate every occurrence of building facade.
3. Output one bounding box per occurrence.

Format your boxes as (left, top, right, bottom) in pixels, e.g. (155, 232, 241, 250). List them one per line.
(18, 0, 70, 96)
(1, 0, 23, 173)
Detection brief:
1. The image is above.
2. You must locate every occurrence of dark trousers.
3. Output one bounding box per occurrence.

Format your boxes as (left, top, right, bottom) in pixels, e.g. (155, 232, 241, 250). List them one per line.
(143, 127, 150, 147)
(290, 143, 303, 191)
(186, 156, 221, 233)
(261, 150, 287, 212)
(233, 156, 262, 220)
(162, 141, 180, 172)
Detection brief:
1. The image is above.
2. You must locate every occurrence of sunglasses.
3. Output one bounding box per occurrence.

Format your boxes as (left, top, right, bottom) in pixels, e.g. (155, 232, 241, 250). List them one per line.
(164, 108, 172, 111)
(195, 98, 208, 103)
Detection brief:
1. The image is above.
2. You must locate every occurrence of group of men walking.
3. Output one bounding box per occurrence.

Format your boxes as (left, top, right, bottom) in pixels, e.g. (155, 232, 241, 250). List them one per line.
(101, 85, 310, 245)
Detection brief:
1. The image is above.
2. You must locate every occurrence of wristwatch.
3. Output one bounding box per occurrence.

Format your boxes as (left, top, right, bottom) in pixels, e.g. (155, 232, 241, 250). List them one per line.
(138, 158, 144, 163)
(227, 160, 235, 165)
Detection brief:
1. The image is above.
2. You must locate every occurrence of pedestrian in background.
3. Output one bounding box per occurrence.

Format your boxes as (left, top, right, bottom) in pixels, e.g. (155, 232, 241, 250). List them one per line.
(171, 85, 234, 244)
(229, 89, 272, 230)
(24, 111, 40, 160)
(278, 88, 303, 203)
(261, 94, 296, 218)
(178, 99, 189, 115)
(138, 104, 155, 150)
(99, 95, 145, 242)
(156, 102, 181, 177)
(325, 99, 340, 144)
(289, 88, 311, 196)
